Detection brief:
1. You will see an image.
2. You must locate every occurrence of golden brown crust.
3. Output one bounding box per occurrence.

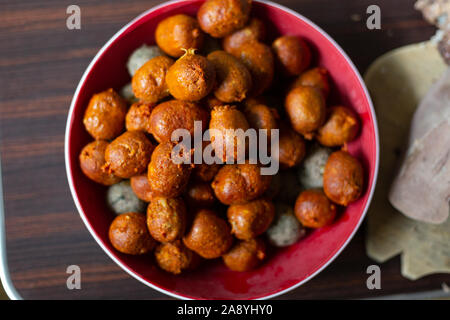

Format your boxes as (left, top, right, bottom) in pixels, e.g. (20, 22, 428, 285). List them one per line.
(130, 173, 155, 202)
(243, 103, 278, 140)
(155, 240, 199, 274)
(104, 131, 154, 179)
(227, 198, 275, 239)
(292, 67, 330, 98)
(185, 180, 216, 209)
(183, 209, 233, 259)
(222, 17, 265, 54)
(294, 189, 336, 228)
(323, 151, 364, 206)
(277, 124, 306, 169)
(79, 140, 122, 186)
(316, 106, 360, 147)
(197, 0, 252, 38)
(272, 36, 311, 76)
(147, 197, 187, 242)
(131, 56, 174, 103)
(83, 88, 127, 140)
(222, 238, 266, 271)
(155, 14, 204, 58)
(125, 101, 154, 134)
(109, 212, 156, 255)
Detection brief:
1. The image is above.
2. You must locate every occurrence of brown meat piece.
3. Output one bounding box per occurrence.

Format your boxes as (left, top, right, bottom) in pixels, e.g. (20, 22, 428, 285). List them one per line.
(222, 17, 266, 54)
(185, 180, 216, 209)
(294, 189, 337, 228)
(272, 36, 311, 76)
(243, 103, 278, 141)
(276, 124, 306, 169)
(292, 67, 330, 98)
(316, 106, 360, 147)
(155, 240, 200, 274)
(147, 197, 187, 242)
(130, 173, 155, 202)
(83, 88, 127, 140)
(125, 101, 154, 134)
(222, 238, 266, 271)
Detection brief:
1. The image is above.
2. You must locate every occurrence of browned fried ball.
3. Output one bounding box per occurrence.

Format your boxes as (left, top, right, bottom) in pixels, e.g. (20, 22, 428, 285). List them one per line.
(276, 124, 306, 169)
(83, 88, 127, 140)
(183, 209, 233, 259)
(130, 173, 154, 202)
(104, 131, 154, 178)
(109, 212, 156, 255)
(155, 240, 200, 274)
(166, 49, 216, 101)
(147, 197, 187, 242)
(125, 101, 154, 134)
(209, 105, 250, 162)
(147, 141, 192, 198)
(222, 17, 265, 54)
(323, 151, 364, 206)
(149, 99, 209, 143)
(272, 36, 311, 76)
(193, 162, 221, 182)
(131, 56, 174, 103)
(202, 95, 226, 111)
(292, 67, 330, 98)
(231, 41, 274, 96)
(79, 140, 122, 186)
(243, 103, 278, 140)
(207, 50, 252, 103)
(211, 163, 272, 205)
(155, 14, 204, 58)
(222, 238, 266, 271)
(227, 198, 275, 240)
(294, 189, 337, 228)
(285, 85, 326, 138)
(185, 180, 216, 209)
(197, 0, 252, 38)
(316, 106, 360, 147)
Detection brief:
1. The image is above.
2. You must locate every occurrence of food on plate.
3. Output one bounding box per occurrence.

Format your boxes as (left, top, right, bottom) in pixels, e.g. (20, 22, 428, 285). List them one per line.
(131, 56, 174, 103)
(266, 203, 306, 247)
(83, 88, 127, 140)
(222, 17, 266, 54)
(197, 0, 252, 38)
(292, 67, 330, 98)
(79, 140, 121, 185)
(297, 143, 332, 189)
(222, 238, 266, 271)
(294, 189, 336, 228)
(130, 173, 155, 202)
(193, 159, 221, 182)
(183, 209, 233, 258)
(155, 240, 200, 274)
(276, 124, 306, 169)
(166, 49, 216, 101)
(125, 101, 154, 134)
(185, 180, 216, 208)
(207, 50, 252, 102)
(243, 103, 278, 141)
(108, 212, 156, 255)
(323, 150, 364, 206)
(227, 198, 275, 240)
(106, 181, 146, 214)
(127, 44, 165, 76)
(316, 106, 360, 147)
(147, 197, 187, 242)
(104, 131, 154, 178)
(155, 14, 204, 58)
(272, 36, 311, 76)
(212, 163, 271, 205)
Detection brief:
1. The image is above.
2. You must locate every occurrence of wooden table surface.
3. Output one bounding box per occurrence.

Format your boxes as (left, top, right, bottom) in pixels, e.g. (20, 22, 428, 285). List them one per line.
(0, 0, 448, 300)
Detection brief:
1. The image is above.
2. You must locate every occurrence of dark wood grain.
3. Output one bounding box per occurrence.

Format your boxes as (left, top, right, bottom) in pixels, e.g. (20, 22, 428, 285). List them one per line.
(0, 0, 447, 300)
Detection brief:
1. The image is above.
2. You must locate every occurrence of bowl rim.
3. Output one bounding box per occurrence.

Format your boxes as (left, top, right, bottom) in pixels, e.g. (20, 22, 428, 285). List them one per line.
(64, 0, 380, 300)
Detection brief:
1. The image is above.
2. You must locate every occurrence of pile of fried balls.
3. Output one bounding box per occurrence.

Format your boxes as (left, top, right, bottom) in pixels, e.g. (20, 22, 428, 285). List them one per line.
(79, 0, 363, 275)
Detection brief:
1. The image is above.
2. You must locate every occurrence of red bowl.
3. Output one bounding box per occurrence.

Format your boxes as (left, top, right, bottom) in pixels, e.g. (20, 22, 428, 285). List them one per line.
(65, 0, 379, 300)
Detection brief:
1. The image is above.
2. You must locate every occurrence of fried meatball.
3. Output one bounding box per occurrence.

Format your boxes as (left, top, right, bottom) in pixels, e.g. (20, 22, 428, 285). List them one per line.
(147, 141, 192, 198)
(323, 151, 364, 206)
(227, 198, 275, 240)
(149, 100, 209, 143)
(166, 49, 216, 101)
(207, 50, 252, 103)
(231, 41, 274, 96)
(183, 209, 233, 259)
(209, 105, 250, 162)
(297, 143, 332, 189)
(222, 238, 266, 271)
(193, 162, 221, 182)
(125, 101, 154, 133)
(294, 189, 337, 228)
(107, 181, 146, 214)
(266, 203, 306, 247)
(197, 0, 252, 38)
(109, 212, 156, 255)
(243, 103, 278, 140)
(292, 67, 330, 98)
(272, 36, 311, 76)
(155, 14, 204, 58)
(155, 240, 200, 274)
(222, 17, 265, 54)
(316, 106, 360, 147)
(202, 95, 226, 111)
(185, 180, 216, 209)
(104, 131, 154, 178)
(147, 197, 187, 242)
(131, 56, 174, 104)
(130, 173, 154, 202)
(79, 140, 121, 185)
(127, 44, 165, 76)
(212, 163, 272, 205)
(83, 88, 127, 140)
(285, 85, 326, 138)
(276, 124, 306, 169)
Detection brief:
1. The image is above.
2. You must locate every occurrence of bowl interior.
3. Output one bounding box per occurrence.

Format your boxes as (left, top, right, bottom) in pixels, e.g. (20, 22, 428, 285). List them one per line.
(66, 0, 378, 299)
